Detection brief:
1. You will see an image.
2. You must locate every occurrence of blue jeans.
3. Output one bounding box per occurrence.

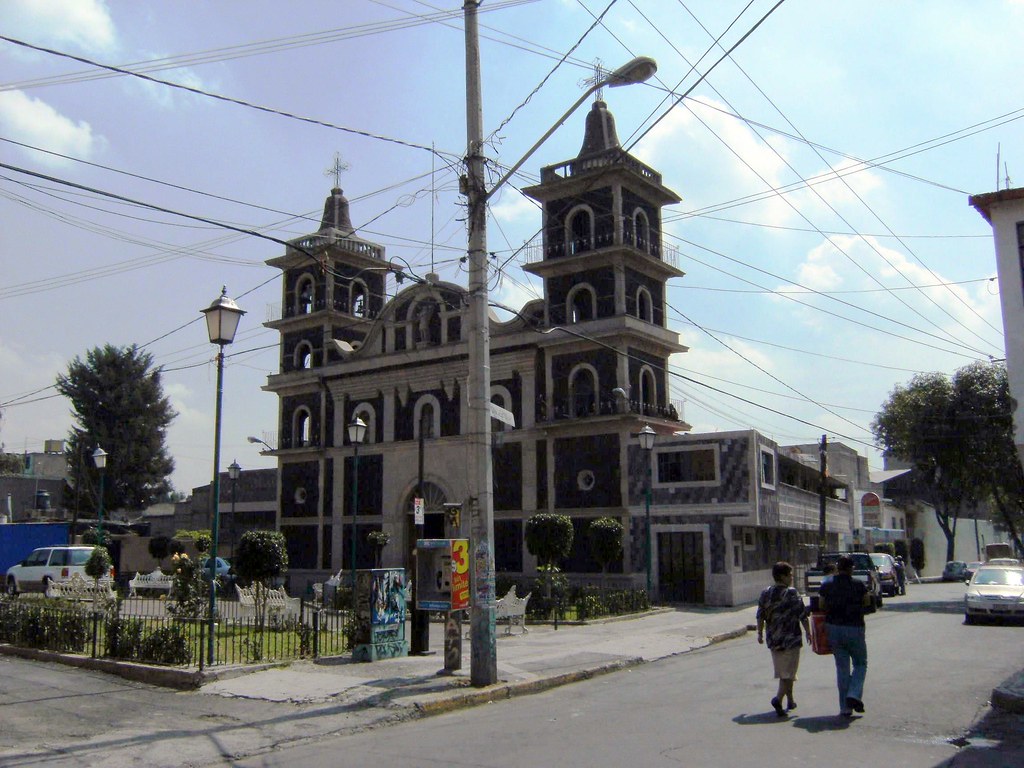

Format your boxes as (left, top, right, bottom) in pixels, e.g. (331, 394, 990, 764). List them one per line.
(826, 623, 867, 712)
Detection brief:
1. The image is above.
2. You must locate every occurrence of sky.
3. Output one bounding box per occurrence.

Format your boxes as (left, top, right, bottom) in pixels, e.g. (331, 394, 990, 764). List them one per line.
(0, 0, 1021, 496)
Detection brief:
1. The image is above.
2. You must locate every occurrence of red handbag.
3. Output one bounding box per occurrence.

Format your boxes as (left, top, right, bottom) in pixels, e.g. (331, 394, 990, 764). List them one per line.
(810, 612, 831, 655)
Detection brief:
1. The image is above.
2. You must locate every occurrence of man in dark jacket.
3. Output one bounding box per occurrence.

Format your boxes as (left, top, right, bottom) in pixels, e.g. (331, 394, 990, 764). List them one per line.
(819, 555, 868, 717)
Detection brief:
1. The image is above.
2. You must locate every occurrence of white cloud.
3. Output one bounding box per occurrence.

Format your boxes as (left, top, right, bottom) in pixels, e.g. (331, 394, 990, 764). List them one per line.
(0, 0, 116, 53)
(490, 188, 539, 224)
(0, 90, 102, 161)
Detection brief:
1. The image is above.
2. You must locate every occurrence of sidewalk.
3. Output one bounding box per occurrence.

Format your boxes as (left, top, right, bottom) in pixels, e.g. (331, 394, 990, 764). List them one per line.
(197, 600, 1024, 718)
(198, 605, 759, 713)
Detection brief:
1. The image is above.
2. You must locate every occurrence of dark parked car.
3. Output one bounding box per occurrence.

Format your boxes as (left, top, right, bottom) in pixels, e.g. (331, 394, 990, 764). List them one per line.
(942, 560, 968, 582)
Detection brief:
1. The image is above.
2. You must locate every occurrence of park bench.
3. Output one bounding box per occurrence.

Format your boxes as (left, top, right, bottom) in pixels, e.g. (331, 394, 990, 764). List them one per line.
(495, 586, 531, 634)
(46, 573, 117, 603)
(235, 584, 300, 621)
(128, 569, 174, 597)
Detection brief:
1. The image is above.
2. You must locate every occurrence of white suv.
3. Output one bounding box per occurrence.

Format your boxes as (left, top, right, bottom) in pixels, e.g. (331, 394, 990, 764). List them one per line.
(5, 546, 112, 595)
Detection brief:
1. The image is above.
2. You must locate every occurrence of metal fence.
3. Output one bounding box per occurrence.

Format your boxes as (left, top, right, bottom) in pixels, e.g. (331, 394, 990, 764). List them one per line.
(0, 597, 350, 670)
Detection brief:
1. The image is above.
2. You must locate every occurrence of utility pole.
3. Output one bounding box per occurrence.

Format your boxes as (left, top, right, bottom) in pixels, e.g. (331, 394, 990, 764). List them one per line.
(463, 0, 497, 687)
(411, 410, 430, 654)
(818, 434, 828, 552)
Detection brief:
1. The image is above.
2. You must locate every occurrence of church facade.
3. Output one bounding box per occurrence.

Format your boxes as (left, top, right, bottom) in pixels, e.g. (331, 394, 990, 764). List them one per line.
(260, 99, 854, 605)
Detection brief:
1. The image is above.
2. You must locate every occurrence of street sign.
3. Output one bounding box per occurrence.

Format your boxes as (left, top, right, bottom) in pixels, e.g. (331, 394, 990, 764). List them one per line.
(414, 497, 424, 525)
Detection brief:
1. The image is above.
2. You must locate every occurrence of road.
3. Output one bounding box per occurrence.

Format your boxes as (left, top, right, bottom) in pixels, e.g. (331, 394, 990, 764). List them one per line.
(0, 582, 1021, 767)
(233, 582, 1024, 768)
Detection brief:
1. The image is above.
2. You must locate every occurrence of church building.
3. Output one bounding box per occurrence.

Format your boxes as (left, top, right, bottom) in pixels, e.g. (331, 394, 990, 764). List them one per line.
(261, 97, 691, 597)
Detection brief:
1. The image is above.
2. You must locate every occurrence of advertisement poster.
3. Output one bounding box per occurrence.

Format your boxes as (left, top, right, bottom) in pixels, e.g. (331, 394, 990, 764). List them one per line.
(450, 539, 470, 611)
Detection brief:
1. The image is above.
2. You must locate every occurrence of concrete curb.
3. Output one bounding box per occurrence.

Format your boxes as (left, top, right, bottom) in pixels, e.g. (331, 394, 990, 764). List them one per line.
(0, 643, 290, 690)
(991, 671, 1024, 714)
(412, 625, 753, 717)
(413, 658, 644, 715)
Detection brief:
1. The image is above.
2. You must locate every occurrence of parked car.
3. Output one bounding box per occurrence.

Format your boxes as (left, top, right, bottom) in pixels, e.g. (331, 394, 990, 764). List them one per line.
(199, 557, 231, 579)
(942, 560, 968, 582)
(964, 564, 1024, 624)
(964, 561, 984, 580)
(870, 552, 899, 597)
(5, 546, 113, 595)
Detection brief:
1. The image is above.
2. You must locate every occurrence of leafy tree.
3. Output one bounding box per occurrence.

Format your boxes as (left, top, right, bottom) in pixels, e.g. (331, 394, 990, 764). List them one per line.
(588, 517, 624, 591)
(0, 452, 24, 475)
(950, 362, 1024, 557)
(235, 530, 288, 586)
(57, 344, 177, 515)
(84, 546, 112, 582)
(525, 513, 573, 599)
(235, 530, 289, 632)
(874, 361, 1024, 561)
(148, 536, 171, 567)
(173, 530, 212, 554)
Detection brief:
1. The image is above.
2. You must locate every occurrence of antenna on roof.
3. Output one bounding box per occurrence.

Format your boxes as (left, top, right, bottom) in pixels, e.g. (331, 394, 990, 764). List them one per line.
(1005, 161, 1012, 191)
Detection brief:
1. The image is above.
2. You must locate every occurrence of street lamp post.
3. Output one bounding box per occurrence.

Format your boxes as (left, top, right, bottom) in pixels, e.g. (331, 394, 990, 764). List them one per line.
(91, 446, 107, 540)
(347, 416, 367, 590)
(228, 460, 240, 559)
(463, 0, 658, 685)
(638, 425, 656, 597)
(201, 287, 245, 666)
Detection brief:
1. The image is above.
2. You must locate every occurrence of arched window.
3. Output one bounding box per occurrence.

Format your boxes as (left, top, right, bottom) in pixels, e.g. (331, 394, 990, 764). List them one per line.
(293, 407, 312, 447)
(294, 341, 314, 370)
(352, 404, 376, 444)
(639, 366, 657, 413)
(490, 385, 513, 432)
(567, 284, 596, 323)
(634, 209, 650, 253)
(567, 206, 593, 255)
(414, 395, 441, 439)
(636, 287, 653, 323)
(296, 276, 315, 315)
(569, 364, 598, 417)
(350, 280, 368, 318)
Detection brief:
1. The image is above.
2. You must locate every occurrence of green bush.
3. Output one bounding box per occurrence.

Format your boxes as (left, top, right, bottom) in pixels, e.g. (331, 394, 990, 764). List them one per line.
(138, 624, 192, 665)
(910, 537, 926, 574)
(0, 602, 89, 652)
(893, 539, 909, 561)
(873, 542, 896, 557)
(106, 616, 145, 659)
(166, 553, 208, 618)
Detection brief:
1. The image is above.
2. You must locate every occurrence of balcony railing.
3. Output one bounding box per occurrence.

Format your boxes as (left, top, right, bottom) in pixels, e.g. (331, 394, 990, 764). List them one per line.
(537, 398, 684, 423)
(287, 233, 384, 261)
(519, 231, 679, 269)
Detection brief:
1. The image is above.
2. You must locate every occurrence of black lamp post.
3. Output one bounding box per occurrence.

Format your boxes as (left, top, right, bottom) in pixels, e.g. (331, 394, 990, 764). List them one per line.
(228, 460, 240, 559)
(201, 287, 245, 665)
(92, 446, 107, 540)
(347, 416, 367, 589)
(638, 425, 656, 597)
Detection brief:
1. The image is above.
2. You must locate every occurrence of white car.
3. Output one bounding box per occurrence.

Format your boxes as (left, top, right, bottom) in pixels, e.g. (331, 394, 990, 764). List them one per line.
(6, 546, 111, 595)
(964, 564, 1024, 624)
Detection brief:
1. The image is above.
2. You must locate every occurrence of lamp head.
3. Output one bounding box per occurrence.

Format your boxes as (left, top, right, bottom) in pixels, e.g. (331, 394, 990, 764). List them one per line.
(202, 286, 245, 345)
(607, 56, 657, 88)
(638, 424, 656, 452)
(91, 445, 108, 470)
(228, 460, 241, 480)
(347, 416, 368, 445)
(247, 436, 260, 444)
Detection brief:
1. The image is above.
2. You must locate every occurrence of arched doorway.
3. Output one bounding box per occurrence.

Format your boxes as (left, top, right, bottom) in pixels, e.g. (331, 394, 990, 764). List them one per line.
(404, 481, 449, 549)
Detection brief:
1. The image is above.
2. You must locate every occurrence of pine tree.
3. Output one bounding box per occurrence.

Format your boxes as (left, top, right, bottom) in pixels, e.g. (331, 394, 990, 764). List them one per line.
(56, 344, 177, 514)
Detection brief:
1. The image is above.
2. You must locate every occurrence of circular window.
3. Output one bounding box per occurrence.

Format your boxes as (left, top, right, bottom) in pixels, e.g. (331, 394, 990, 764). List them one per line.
(294, 486, 307, 505)
(577, 469, 596, 492)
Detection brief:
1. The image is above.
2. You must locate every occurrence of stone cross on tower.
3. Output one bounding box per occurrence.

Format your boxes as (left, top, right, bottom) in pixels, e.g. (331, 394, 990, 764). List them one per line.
(579, 58, 607, 102)
(324, 152, 349, 189)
